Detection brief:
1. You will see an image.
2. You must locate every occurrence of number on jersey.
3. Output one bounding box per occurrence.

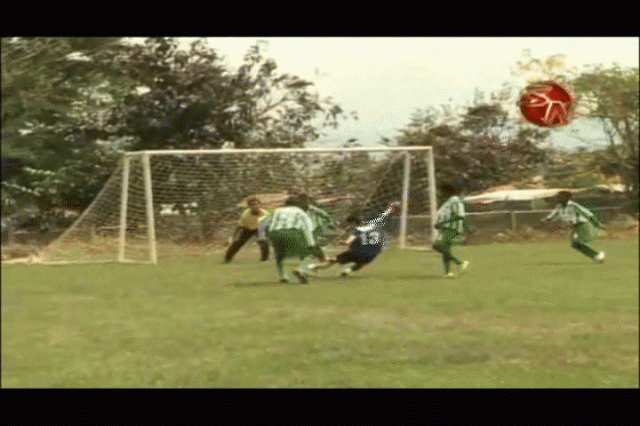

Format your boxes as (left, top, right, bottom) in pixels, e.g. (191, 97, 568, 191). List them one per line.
(360, 230, 380, 246)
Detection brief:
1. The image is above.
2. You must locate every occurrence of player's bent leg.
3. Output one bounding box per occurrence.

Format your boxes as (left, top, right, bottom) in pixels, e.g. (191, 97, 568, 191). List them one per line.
(268, 231, 291, 282)
(308, 257, 337, 271)
(258, 240, 269, 261)
(340, 254, 375, 277)
(275, 231, 316, 284)
(433, 238, 452, 274)
(335, 250, 360, 264)
(292, 254, 315, 284)
(337, 255, 357, 277)
(344, 262, 364, 274)
(223, 239, 243, 263)
(292, 269, 309, 284)
(309, 252, 345, 274)
(434, 230, 465, 276)
(433, 229, 455, 252)
(571, 234, 599, 260)
(314, 246, 326, 262)
(447, 232, 464, 266)
(224, 228, 253, 263)
(574, 223, 604, 262)
(275, 256, 288, 282)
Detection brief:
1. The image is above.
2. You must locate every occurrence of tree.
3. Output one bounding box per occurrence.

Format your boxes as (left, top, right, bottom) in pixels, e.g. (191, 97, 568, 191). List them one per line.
(98, 38, 350, 151)
(572, 65, 639, 195)
(225, 41, 349, 148)
(1, 37, 123, 153)
(1, 37, 353, 232)
(398, 102, 549, 198)
(541, 147, 615, 189)
(1, 37, 126, 217)
(512, 50, 638, 196)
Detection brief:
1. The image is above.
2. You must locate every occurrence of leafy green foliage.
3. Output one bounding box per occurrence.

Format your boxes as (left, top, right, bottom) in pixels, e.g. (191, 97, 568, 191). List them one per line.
(1, 37, 125, 216)
(512, 50, 638, 195)
(572, 65, 639, 195)
(397, 103, 549, 196)
(1, 37, 351, 220)
(542, 148, 619, 189)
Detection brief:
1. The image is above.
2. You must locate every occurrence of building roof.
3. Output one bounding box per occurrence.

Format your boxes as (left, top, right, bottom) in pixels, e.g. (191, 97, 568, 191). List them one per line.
(464, 188, 583, 204)
(465, 183, 627, 204)
(592, 184, 627, 193)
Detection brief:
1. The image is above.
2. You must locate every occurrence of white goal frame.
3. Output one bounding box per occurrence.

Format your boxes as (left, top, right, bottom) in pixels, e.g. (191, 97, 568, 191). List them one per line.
(45, 146, 437, 264)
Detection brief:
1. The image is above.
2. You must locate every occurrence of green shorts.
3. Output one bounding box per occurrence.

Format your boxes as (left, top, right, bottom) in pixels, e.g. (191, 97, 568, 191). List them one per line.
(573, 222, 599, 244)
(434, 228, 464, 250)
(268, 229, 322, 260)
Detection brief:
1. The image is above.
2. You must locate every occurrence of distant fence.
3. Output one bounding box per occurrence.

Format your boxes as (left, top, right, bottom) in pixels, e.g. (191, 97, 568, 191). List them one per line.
(402, 205, 630, 245)
(466, 206, 627, 243)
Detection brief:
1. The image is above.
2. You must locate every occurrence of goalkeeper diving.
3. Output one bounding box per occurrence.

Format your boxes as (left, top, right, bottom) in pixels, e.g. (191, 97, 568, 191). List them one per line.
(308, 200, 402, 277)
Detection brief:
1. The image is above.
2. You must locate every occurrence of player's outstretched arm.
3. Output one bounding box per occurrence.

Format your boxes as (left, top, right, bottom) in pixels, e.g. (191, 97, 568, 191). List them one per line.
(542, 204, 560, 222)
(340, 235, 357, 246)
(578, 205, 601, 228)
(368, 201, 401, 228)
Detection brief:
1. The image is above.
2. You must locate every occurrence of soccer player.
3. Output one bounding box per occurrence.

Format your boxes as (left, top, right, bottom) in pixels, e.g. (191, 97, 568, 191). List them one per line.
(307, 203, 336, 243)
(267, 195, 324, 284)
(432, 183, 470, 277)
(541, 190, 605, 262)
(257, 195, 332, 261)
(297, 193, 336, 257)
(223, 197, 271, 263)
(308, 201, 401, 277)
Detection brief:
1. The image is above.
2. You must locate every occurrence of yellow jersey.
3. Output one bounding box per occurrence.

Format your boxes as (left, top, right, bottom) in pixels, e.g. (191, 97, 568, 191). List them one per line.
(239, 208, 271, 230)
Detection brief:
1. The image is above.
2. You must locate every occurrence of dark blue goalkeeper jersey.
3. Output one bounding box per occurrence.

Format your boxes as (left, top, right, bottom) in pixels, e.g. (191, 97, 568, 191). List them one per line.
(348, 207, 394, 260)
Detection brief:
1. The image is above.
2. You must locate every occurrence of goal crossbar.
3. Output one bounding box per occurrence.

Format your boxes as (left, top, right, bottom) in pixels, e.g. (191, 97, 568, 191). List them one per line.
(124, 146, 437, 157)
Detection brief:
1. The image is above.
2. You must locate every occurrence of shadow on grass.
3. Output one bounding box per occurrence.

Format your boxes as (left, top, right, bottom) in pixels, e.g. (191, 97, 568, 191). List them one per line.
(396, 275, 455, 280)
(231, 281, 299, 287)
(231, 273, 457, 286)
(230, 274, 377, 286)
(533, 261, 593, 266)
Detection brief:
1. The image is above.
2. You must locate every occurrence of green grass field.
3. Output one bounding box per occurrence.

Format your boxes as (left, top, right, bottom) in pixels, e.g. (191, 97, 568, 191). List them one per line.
(2, 240, 638, 388)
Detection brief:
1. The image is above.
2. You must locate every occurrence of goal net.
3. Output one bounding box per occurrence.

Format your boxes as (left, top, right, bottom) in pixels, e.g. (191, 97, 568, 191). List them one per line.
(41, 147, 437, 264)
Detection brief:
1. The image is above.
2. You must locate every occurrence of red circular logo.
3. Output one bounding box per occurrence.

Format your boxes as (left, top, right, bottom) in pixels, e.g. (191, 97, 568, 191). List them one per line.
(519, 81, 576, 127)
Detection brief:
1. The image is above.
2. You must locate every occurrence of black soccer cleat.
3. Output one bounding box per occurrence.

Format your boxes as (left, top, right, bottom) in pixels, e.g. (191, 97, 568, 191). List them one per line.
(340, 269, 352, 278)
(292, 270, 309, 284)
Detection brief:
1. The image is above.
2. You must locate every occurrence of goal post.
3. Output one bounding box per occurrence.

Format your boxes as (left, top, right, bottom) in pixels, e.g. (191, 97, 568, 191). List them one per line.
(118, 154, 130, 263)
(41, 146, 437, 264)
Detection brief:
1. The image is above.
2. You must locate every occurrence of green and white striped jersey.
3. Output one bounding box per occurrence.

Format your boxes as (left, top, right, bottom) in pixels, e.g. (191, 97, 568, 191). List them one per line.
(306, 205, 334, 234)
(545, 201, 600, 227)
(436, 195, 468, 234)
(268, 206, 316, 245)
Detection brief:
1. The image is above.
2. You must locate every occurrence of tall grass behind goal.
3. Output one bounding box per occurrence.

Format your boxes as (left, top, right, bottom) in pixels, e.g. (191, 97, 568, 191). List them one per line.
(41, 147, 437, 264)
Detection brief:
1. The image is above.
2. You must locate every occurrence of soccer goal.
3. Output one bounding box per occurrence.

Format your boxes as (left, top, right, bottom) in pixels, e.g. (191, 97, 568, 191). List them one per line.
(41, 147, 437, 264)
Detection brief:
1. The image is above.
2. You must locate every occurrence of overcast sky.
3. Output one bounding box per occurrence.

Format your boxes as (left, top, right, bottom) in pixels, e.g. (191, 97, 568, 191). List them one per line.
(188, 37, 638, 149)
